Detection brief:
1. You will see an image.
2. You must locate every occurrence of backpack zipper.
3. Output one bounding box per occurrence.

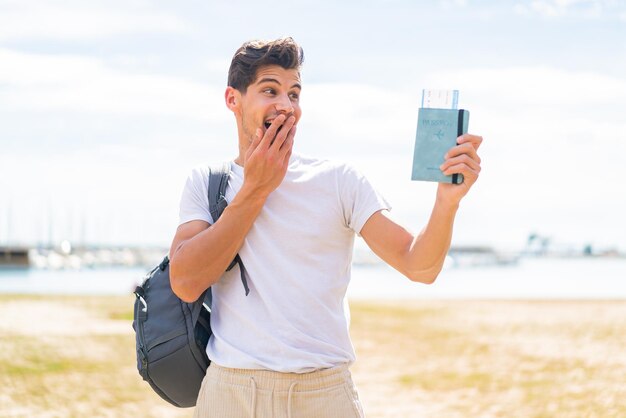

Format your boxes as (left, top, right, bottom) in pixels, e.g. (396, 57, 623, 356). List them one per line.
(134, 286, 149, 379)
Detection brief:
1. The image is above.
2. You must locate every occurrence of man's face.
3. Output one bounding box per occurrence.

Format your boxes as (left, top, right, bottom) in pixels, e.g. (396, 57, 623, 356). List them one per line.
(237, 65, 302, 143)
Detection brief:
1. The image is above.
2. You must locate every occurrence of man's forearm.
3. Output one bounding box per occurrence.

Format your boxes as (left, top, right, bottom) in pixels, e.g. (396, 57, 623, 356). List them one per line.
(406, 131, 483, 282)
(406, 198, 459, 283)
(170, 185, 267, 301)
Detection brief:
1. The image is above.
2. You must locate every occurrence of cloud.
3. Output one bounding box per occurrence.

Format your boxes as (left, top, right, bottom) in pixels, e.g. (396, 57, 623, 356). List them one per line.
(420, 65, 626, 230)
(0, 48, 420, 154)
(0, 146, 187, 246)
(422, 65, 626, 110)
(300, 67, 626, 161)
(3, 56, 626, 249)
(439, 0, 468, 9)
(420, 66, 626, 155)
(0, 49, 225, 121)
(514, 0, 623, 18)
(0, 0, 191, 41)
(298, 83, 416, 154)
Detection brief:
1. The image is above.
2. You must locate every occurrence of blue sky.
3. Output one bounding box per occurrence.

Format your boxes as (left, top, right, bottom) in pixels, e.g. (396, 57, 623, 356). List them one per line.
(1, 0, 625, 252)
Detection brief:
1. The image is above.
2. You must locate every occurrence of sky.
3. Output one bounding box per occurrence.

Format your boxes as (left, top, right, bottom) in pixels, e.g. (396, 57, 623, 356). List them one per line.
(1, 0, 625, 253)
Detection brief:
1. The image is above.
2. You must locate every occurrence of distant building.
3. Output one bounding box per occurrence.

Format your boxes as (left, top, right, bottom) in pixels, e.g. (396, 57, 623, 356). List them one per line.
(0, 247, 30, 268)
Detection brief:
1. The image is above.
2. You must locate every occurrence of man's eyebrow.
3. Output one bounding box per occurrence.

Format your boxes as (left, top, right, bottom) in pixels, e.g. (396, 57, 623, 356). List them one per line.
(256, 77, 280, 86)
(256, 77, 301, 90)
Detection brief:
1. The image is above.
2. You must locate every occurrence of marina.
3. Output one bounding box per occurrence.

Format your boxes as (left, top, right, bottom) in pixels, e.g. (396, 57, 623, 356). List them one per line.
(1, 240, 623, 273)
(1, 252, 625, 300)
(0, 243, 167, 270)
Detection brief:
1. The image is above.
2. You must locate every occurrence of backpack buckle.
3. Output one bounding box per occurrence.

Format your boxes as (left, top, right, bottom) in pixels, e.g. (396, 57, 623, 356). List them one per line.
(138, 295, 147, 313)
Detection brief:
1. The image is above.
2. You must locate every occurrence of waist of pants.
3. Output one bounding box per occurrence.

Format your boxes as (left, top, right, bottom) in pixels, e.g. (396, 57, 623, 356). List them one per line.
(208, 362, 352, 392)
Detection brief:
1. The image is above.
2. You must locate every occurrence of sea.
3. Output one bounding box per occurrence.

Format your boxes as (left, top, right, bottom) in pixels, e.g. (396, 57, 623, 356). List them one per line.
(1, 257, 625, 300)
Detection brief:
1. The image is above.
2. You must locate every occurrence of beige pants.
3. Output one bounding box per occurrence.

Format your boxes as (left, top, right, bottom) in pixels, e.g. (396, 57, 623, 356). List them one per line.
(193, 363, 365, 418)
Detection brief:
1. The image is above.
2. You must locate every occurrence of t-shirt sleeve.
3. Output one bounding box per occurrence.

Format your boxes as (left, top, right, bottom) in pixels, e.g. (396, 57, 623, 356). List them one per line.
(339, 164, 391, 236)
(178, 166, 215, 226)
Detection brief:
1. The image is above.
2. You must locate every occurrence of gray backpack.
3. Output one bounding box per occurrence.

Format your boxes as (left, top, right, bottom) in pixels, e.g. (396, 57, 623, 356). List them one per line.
(132, 163, 249, 408)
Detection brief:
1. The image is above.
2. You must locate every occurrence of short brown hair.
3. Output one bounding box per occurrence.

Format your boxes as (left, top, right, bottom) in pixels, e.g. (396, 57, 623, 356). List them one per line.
(227, 37, 304, 93)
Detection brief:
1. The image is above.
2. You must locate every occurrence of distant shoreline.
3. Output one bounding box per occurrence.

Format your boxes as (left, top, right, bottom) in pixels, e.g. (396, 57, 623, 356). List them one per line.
(2, 257, 626, 300)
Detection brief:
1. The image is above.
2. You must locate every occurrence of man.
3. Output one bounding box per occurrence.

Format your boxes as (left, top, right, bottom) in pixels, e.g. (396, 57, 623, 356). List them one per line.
(170, 37, 482, 418)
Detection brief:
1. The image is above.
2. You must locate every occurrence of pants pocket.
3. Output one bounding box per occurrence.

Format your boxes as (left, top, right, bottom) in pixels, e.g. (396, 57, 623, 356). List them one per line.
(343, 380, 365, 418)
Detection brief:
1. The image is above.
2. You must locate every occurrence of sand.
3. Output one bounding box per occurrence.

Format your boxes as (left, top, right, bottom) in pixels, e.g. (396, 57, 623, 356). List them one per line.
(1, 295, 626, 417)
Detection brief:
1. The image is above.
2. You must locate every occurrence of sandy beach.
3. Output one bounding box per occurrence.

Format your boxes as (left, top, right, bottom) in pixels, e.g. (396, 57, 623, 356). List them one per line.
(2, 295, 626, 417)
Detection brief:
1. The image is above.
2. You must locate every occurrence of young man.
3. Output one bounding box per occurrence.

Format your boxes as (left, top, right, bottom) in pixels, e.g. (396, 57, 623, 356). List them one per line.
(170, 37, 482, 418)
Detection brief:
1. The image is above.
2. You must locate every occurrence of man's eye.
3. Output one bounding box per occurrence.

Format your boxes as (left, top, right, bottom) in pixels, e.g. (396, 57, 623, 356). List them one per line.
(289, 92, 299, 100)
(263, 88, 275, 95)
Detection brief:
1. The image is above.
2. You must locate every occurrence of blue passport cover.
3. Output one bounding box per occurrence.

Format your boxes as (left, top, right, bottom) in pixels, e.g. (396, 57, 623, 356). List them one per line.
(411, 108, 470, 184)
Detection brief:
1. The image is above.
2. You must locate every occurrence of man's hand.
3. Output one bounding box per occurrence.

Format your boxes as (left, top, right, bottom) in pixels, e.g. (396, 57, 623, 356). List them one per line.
(242, 114, 296, 198)
(437, 133, 483, 207)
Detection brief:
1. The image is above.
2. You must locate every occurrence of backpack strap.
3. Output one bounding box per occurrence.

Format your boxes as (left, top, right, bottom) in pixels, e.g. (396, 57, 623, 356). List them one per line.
(208, 162, 229, 223)
(207, 163, 250, 296)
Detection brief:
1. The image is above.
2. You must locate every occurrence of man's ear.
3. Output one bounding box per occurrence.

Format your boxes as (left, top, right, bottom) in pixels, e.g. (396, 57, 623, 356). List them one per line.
(225, 86, 241, 111)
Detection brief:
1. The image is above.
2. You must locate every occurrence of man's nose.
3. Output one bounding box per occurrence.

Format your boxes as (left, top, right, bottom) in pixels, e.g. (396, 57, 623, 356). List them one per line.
(274, 93, 294, 113)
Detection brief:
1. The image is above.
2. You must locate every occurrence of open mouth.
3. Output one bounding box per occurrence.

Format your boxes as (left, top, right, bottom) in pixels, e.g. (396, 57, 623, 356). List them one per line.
(264, 113, 293, 132)
(264, 119, 284, 134)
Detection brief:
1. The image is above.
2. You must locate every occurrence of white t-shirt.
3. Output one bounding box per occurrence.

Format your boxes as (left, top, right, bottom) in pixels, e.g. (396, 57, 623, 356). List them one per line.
(178, 153, 390, 373)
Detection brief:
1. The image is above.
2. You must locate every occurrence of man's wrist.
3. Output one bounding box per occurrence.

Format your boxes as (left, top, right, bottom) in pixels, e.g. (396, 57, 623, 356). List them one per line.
(238, 182, 271, 206)
(434, 194, 460, 213)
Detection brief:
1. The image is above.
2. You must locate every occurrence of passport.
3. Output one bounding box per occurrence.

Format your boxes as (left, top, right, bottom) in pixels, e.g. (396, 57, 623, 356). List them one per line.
(411, 108, 470, 184)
